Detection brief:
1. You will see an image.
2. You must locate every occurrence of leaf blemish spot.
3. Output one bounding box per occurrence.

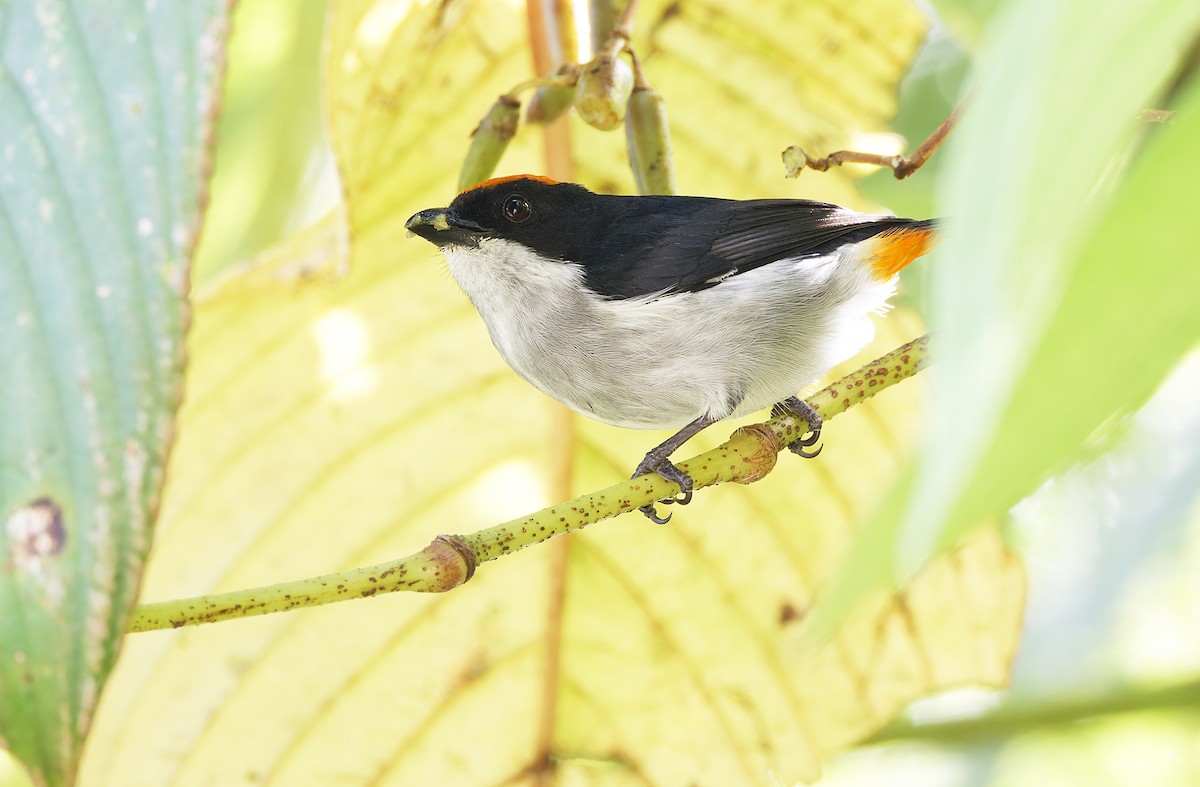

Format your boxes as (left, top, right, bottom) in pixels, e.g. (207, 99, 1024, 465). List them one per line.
(5, 497, 67, 582)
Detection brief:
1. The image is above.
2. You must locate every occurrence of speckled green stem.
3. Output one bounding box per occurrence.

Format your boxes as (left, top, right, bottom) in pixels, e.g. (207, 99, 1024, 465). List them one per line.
(130, 335, 929, 632)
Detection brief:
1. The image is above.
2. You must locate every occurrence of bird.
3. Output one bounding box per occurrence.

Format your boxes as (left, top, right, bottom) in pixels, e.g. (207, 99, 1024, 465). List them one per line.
(406, 175, 935, 522)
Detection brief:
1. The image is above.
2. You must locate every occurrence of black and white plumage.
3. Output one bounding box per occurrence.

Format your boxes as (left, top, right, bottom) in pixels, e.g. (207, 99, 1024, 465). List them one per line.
(407, 176, 935, 520)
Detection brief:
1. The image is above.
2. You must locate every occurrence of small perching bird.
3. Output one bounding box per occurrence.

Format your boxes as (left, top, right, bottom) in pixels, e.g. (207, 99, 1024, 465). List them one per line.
(407, 176, 935, 521)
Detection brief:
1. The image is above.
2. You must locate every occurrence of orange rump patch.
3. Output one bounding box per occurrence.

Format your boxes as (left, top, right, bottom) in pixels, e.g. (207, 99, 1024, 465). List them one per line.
(868, 226, 937, 280)
(460, 174, 559, 194)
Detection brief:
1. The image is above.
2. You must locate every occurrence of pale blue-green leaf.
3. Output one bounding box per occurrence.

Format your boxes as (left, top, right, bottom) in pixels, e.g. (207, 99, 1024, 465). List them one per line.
(0, 3, 226, 785)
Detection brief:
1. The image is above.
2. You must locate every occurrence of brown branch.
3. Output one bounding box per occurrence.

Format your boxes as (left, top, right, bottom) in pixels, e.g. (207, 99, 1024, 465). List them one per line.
(785, 103, 964, 180)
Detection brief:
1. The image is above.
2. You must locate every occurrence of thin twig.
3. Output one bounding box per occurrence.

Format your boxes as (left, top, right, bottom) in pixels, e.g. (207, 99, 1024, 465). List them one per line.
(610, 0, 641, 44)
(1139, 108, 1174, 123)
(785, 103, 963, 180)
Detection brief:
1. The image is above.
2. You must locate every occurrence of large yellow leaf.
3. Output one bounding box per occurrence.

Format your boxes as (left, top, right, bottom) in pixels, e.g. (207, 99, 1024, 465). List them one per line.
(76, 2, 1024, 785)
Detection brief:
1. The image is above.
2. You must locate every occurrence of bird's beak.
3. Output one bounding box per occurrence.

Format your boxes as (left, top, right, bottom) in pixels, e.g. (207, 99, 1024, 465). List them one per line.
(405, 208, 487, 248)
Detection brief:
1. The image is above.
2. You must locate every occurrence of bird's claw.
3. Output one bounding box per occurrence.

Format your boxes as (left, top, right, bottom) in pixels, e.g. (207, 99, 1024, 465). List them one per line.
(787, 431, 823, 458)
(633, 456, 695, 524)
(638, 503, 672, 524)
(773, 396, 824, 459)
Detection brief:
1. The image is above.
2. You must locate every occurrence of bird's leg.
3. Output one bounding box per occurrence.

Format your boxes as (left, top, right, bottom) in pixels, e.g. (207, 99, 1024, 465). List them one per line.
(772, 396, 823, 458)
(632, 414, 718, 524)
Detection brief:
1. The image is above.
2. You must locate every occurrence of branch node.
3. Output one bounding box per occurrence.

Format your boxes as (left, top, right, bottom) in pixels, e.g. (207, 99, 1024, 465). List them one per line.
(427, 534, 477, 590)
(727, 423, 781, 484)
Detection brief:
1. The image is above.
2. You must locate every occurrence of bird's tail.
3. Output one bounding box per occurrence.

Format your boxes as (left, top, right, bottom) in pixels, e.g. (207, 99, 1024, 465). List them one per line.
(864, 218, 938, 281)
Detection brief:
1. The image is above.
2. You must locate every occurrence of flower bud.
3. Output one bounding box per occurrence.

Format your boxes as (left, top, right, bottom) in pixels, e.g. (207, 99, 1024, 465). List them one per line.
(527, 84, 574, 124)
(573, 53, 633, 131)
(625, 85, 676, 195)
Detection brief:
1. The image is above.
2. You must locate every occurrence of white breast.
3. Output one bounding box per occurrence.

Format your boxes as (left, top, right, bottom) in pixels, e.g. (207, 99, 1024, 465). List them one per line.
(444, 238, 894, 430)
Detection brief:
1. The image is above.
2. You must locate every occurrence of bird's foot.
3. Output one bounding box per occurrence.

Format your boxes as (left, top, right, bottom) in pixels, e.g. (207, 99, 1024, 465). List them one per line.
(772, 396, 824, 458)
(632, 454, 695, 524)
(626, 413, 718, 523)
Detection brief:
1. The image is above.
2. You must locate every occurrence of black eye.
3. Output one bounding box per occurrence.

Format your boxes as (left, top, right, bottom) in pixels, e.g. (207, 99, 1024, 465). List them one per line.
(503, 194, 531, 223)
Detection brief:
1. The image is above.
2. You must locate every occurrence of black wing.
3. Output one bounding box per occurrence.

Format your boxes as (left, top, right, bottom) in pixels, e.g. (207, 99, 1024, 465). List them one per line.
(580, 196, 928, 299)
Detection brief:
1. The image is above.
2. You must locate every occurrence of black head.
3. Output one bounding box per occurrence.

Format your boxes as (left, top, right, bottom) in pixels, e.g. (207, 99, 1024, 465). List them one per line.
(405, 175, 596, 251)
(405, 175, 738, 297)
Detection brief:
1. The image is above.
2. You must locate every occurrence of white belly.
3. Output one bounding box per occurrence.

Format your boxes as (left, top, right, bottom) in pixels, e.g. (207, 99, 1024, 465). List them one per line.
(446, 239, 894, 430)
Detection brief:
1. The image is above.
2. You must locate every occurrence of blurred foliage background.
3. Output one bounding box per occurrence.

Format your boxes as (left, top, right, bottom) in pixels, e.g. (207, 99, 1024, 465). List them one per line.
(182, 2, 1200, 785)
(192, 0, 334, 282)
(183, 0, 1200, 780)
(2, 0, 1199, 784)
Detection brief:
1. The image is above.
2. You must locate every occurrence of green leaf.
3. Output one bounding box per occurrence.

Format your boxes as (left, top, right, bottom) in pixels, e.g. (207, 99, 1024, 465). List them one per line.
(0, 3, 227, 785)
(909, 0, 1200, 566)
(810, 0, 1200, 635)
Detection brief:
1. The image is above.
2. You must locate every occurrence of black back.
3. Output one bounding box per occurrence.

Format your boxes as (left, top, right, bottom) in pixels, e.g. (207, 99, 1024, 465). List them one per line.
(449, 177, 930, 299)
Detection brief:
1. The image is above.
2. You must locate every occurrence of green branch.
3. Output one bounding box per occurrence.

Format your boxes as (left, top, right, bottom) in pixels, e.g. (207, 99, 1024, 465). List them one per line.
(866, 677, 1200, 746)
(129, 335, 930, 632)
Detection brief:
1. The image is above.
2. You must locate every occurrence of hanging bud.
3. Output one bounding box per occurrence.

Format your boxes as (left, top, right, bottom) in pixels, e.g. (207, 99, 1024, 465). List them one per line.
(573, 53, 633, 131)
(527, 84, 573, 124)
(625, 85, 677, 195)
(458, 95, 520, 192)
(526, 65, 578, 125)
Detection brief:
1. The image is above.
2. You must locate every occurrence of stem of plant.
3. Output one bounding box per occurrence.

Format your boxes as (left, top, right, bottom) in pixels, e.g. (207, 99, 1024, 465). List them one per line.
(129, 335, 930, 633)
(866, 677, 1200, 747)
